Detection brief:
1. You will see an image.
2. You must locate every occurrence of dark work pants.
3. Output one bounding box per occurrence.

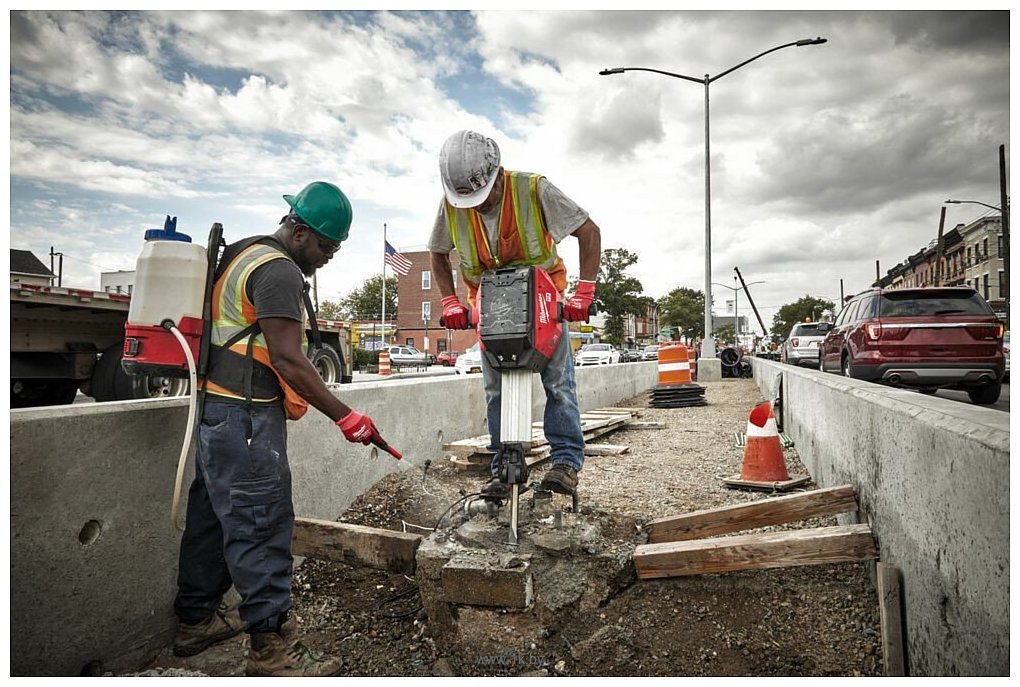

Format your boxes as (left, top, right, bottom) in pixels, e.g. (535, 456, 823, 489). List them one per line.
(174, 399, 295, 632)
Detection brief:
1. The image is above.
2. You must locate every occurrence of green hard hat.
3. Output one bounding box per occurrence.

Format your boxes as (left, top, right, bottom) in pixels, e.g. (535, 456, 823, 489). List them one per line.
(283, 181, 353, 242)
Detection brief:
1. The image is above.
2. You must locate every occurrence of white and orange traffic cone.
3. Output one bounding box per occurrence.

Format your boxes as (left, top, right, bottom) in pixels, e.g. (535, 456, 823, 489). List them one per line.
(723, 401, 810, 492)
(649, 343, 706, 408)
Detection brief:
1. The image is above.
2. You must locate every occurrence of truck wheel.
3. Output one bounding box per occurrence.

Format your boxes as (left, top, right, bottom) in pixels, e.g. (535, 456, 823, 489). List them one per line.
(309, 344, 343, 384)
(130, 374, 190, 400)
(91, 343, 135, 402)
(11, 378, 79, 408)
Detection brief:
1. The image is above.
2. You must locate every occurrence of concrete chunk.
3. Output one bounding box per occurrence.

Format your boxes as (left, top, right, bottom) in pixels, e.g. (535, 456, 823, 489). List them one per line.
(441, 556, 533, 608)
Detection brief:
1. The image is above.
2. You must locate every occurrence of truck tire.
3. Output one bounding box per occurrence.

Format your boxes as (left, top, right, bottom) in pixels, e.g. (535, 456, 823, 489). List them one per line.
(91, 343, 135, 402)
(309, 344, 343, 384)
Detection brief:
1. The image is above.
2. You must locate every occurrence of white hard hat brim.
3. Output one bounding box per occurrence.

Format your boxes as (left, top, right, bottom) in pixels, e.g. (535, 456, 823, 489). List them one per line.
(442, 172, 498, 209)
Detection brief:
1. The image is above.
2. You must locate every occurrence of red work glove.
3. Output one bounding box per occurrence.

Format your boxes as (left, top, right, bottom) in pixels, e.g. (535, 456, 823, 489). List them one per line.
(563, 280, 596, 322)
(441, 295, 469, 330)
(336, 410, 382, 446)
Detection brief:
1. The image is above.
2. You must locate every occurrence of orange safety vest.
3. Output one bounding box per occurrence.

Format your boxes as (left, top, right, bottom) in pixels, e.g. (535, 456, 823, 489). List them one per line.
(203, 241, 309, 421)
(445, 170, 567, 306)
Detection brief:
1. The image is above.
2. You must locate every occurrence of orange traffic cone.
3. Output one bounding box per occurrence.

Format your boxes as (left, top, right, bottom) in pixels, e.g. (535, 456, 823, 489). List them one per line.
(723, 401, 810, 492)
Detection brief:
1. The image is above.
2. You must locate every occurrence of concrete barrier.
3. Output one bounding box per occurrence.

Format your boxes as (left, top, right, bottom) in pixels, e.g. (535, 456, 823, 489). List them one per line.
(750, 358, 1009, 676)
(10, 361, 658, 676)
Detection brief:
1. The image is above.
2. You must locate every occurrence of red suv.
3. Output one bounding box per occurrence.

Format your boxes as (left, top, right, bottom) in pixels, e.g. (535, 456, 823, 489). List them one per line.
(819, 287, 1005, 404)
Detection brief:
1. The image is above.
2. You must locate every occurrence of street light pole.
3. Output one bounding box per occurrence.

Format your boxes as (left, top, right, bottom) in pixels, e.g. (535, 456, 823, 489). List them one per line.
(712, 279, 764, 348)
(600, 37, 826, 360)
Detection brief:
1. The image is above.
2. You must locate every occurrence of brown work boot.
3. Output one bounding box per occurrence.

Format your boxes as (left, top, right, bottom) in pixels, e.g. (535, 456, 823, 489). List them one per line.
(540, 464, 578, 495)
(173, 608, 244, 657)
(245, 623, 343, 677)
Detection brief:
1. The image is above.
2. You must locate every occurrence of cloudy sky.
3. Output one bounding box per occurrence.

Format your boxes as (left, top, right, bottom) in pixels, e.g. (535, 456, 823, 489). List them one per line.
(7, 9, 1011, 327)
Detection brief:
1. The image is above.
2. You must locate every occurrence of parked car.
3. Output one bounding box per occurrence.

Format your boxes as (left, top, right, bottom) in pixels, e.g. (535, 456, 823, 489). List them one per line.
(384, 345, 432, 367)
(620, 348, 642, 363)
(819, 287, 1005, 404)
(575, 343, 621, 366)
(1003, 330, 1010, 382)
(641, 344, 660, 361)
(454, 342, 483, 375)
(782, 322, 829, 367)
(436, 350, 461, 367)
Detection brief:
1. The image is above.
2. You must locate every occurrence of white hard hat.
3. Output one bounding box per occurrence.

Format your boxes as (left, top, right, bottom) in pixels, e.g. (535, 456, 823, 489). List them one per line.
(438, 130, 501, 208)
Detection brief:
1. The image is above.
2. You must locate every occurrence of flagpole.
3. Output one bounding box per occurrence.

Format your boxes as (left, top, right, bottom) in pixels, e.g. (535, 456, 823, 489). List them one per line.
(381, 223, 387, 348)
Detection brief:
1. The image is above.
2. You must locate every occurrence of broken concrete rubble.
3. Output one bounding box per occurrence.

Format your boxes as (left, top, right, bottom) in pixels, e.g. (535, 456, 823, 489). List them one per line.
(416, 493, 636, 661)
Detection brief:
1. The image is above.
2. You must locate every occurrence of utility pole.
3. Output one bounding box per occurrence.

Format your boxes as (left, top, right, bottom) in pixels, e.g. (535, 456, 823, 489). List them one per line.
(840, 279, 844, 304)
(999, 143, 1010, 322)
(934, 206, 946, 286)
(49, 246, 63, 287)
(875, 260, 881, 284)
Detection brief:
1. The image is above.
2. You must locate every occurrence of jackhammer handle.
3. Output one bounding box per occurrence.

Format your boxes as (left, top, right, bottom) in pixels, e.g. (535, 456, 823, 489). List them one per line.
(372, 436, 403, 460)
(557, 303, 598, 322)
(439, 308, 477, 329)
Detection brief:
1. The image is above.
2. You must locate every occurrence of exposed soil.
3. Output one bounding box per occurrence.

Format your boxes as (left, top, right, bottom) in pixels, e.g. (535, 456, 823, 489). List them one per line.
(139, 378, 883, 677)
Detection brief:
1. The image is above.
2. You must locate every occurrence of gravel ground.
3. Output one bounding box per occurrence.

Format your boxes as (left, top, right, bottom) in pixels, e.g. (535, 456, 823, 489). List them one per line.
(141, 377, 883, 677)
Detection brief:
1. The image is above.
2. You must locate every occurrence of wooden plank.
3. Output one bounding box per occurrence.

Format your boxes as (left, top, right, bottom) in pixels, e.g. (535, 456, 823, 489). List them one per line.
(633, 524, 877, 579)
(877, 562, 907, 676)
(627, 421, 665, 430)
(583, 444, 630, 456)
(646, 485, 859, 543)
(292, 517, 422, 575)
(721, 475, 812, 493)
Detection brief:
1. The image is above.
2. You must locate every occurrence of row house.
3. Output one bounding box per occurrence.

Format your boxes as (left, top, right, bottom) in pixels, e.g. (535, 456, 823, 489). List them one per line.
(876, 215, 1006, 315)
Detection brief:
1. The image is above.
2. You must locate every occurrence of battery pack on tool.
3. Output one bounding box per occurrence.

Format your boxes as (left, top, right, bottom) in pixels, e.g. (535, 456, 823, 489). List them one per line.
(477, 266, 561, 373)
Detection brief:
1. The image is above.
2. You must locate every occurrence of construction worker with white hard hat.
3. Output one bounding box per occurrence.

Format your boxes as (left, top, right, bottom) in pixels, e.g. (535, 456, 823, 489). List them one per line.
(428, 130, 603, 497)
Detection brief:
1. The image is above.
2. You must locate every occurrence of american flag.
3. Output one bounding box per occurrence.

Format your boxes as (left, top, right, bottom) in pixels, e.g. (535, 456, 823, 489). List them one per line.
(384, 241, 412, 276)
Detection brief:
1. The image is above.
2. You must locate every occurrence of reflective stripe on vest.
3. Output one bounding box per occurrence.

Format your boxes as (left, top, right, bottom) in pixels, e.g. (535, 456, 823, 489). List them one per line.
(205, 243, 297, 402)
(446, 170, 566, 302)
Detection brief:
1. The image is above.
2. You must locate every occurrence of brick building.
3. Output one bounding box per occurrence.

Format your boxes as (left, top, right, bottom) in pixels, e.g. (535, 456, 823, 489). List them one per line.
(392, 248, 477, 356)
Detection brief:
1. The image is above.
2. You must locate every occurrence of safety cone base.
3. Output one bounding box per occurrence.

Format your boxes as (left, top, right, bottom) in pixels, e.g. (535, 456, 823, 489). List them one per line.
(721, 474, 812, 493)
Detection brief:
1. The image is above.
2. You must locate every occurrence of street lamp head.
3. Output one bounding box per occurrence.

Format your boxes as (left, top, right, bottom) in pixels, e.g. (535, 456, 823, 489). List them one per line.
(599, 68, 624, 76)
(945, 199, 961, 204)
(796, 37, 827, 46)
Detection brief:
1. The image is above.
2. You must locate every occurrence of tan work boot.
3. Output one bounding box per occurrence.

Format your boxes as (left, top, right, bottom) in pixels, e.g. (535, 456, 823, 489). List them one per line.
(173, 608, 244, 657)
(245, 623, 343, 677)
(540, 464, 578, 495)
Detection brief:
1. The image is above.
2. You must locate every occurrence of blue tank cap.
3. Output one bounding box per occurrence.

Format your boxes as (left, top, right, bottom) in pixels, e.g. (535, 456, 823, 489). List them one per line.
(144, 215, 192, 242)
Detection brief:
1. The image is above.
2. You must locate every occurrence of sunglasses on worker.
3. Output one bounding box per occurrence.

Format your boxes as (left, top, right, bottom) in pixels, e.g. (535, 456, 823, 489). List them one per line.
(287, 214, 341, 256)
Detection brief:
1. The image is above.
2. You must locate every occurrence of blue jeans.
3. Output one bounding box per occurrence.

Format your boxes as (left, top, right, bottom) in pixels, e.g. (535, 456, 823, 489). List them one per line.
(174, 399, 295, 632)
(483, 322, 584, 475)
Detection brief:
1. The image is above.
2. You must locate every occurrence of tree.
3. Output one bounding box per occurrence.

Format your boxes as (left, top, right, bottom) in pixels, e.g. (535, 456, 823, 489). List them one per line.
(318, 300, 343, 320)
(771, 295, 836, 340)
(658, 287, 705, 341)
(336, 274, 398, 320)
(583, 248, 648, 347)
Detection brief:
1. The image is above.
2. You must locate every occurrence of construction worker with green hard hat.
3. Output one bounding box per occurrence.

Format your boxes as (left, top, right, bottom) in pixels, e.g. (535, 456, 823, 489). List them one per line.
(173, 180, 392, 676)
(283, 180, 353, 243)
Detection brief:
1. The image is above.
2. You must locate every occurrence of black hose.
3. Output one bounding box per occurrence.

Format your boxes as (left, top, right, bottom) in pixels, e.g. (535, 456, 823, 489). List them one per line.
(433, 492, 486, 530)
(375, 584, 422, 619)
